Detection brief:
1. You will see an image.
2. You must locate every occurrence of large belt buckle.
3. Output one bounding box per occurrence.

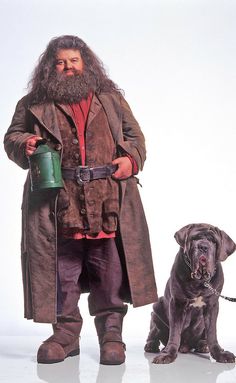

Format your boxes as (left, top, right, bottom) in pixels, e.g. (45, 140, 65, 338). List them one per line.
(75, 166, 90, 185)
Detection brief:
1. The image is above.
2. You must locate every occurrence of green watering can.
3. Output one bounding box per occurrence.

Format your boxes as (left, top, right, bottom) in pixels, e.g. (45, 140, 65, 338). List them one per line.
(29, 139, 63, 191)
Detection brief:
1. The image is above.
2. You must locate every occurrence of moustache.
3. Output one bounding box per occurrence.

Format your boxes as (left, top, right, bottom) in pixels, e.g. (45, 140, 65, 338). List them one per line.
(61, 68, 82, 76)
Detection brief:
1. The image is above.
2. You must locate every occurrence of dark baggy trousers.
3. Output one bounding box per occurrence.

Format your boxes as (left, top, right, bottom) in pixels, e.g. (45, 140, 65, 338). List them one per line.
(57, 237, 127, 340)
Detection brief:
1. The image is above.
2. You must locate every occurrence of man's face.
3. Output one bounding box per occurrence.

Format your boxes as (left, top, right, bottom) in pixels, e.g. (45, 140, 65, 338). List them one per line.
(55, 49, 83, 76)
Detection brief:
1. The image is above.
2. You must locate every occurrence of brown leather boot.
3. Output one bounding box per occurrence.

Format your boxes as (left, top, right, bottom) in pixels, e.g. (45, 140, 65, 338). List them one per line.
(37, 321, 82, 364)
(100, 332, 126, 365)
(37, 338, 80, 364)
(95, 312, 127, 365)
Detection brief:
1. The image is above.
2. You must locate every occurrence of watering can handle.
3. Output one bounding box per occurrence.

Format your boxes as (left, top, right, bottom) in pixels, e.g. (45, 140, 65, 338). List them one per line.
(35, 138, 47, 148)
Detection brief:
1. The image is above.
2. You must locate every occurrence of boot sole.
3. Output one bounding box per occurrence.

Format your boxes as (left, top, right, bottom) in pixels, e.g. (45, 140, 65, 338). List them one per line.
(37, 348, 80, 364)
(100, 358, 125, 365)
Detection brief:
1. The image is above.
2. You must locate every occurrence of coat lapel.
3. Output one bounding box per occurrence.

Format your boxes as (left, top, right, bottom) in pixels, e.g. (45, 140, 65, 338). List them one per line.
(30, 96, 103, 142)
(86, 94, 102, 127)
(29, 103, 62, 143)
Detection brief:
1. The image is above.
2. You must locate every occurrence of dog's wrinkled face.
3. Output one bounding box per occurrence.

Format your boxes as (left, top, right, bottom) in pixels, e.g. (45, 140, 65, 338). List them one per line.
(189, 234, 217, 281)
(175, 223, 236, 281)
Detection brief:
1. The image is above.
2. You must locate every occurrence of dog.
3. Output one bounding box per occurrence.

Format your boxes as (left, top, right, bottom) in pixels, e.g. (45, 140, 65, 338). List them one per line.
(144, 223, 236, 364)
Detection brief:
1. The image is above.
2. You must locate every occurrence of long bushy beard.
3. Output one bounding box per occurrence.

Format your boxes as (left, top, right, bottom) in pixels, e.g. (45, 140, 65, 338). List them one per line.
(46, 69, 97, 104)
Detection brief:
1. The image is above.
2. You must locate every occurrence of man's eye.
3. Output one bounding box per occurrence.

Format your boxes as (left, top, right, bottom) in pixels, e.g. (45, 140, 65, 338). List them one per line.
(56, 61, 64, 65)
(72, 58, 78, 62)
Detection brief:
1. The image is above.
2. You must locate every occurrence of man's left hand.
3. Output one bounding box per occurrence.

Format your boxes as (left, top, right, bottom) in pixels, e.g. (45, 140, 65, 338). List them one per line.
(112, 156, 132, 180)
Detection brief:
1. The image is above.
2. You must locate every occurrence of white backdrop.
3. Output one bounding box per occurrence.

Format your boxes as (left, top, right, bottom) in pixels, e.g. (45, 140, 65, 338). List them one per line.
(1, 0, 236, 343)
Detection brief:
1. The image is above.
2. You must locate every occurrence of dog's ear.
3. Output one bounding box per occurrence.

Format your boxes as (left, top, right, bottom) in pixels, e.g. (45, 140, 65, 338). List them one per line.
(174, 224, 193, 252)
(218, 230, 236, 261)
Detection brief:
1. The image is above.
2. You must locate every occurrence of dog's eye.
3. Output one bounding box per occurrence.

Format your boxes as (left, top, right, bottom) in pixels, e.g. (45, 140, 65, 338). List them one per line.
(206, 234, 216, 243)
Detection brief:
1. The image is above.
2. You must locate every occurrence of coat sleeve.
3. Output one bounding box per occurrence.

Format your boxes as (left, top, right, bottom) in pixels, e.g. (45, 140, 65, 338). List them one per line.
(118, 94, 146, 171)
(4, 97, 36, 169)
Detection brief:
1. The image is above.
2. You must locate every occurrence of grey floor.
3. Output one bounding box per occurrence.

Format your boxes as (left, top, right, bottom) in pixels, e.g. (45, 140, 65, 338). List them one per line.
(0, 335, 236, 383)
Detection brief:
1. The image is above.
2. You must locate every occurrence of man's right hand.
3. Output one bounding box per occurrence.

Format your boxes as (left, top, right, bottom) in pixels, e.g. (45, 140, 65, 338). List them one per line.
(25, 136, 43, 156)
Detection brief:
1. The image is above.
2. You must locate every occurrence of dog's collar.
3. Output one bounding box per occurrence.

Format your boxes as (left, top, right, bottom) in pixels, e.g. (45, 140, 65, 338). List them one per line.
(183, 252, 197, 279)
(204, 281, 236, 302)
(182, 252, 236, 302)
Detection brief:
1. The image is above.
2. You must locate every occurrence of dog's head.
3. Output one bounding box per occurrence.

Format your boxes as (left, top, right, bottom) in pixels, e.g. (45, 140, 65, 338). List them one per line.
(174, 223, 236, 281)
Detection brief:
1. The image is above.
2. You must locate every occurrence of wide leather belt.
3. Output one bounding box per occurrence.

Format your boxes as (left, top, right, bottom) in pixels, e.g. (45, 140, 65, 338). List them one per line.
(62, 164, 118, 185)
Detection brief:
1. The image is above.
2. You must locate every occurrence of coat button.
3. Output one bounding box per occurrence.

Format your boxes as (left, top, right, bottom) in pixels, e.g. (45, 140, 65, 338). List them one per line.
(55, 144, 62, 150)
(80, 208, 86, 215)
(49, 212, 55, 219)
(72, 138, 79, 144)
(74, 153, 80, 159)
(47, 235, 55, 242)
(79, 194, 85, 201)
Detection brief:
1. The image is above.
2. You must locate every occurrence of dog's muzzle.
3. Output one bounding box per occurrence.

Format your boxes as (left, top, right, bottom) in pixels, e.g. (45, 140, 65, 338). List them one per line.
(183, 252, 212, 281)
(191, 254, 212, 281)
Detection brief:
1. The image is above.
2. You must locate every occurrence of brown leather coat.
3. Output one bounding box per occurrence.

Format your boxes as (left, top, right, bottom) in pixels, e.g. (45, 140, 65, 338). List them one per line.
(4, 92, 158, 323)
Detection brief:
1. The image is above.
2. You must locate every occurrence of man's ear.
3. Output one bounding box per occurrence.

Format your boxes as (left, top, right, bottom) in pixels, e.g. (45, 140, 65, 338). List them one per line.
(174, 224, 193, 252)
(218, 230, 236, 261)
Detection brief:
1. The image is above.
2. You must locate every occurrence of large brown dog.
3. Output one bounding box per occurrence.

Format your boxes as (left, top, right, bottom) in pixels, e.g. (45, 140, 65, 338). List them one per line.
(145, 223, 236, 364)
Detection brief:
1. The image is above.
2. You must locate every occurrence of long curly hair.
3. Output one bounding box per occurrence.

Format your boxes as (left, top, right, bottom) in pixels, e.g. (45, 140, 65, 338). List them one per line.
(27, 35, 121, 105)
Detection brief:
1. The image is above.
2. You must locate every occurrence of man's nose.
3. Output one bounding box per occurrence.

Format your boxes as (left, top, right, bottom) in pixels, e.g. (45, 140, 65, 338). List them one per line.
(64, 61, 72, 70)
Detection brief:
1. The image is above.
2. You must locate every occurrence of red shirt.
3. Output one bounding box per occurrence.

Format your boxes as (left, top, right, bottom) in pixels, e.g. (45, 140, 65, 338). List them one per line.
(68, 95, 92, 166)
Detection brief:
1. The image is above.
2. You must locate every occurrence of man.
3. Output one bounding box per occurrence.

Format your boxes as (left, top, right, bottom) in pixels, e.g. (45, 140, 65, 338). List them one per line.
(4, 35, 157, 365)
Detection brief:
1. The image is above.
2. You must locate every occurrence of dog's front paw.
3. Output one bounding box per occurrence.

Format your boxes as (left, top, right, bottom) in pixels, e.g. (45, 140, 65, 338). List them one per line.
(144, 341, 160, 353)
(152, 352, 177, 364)
(213, 350, 236, 363)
